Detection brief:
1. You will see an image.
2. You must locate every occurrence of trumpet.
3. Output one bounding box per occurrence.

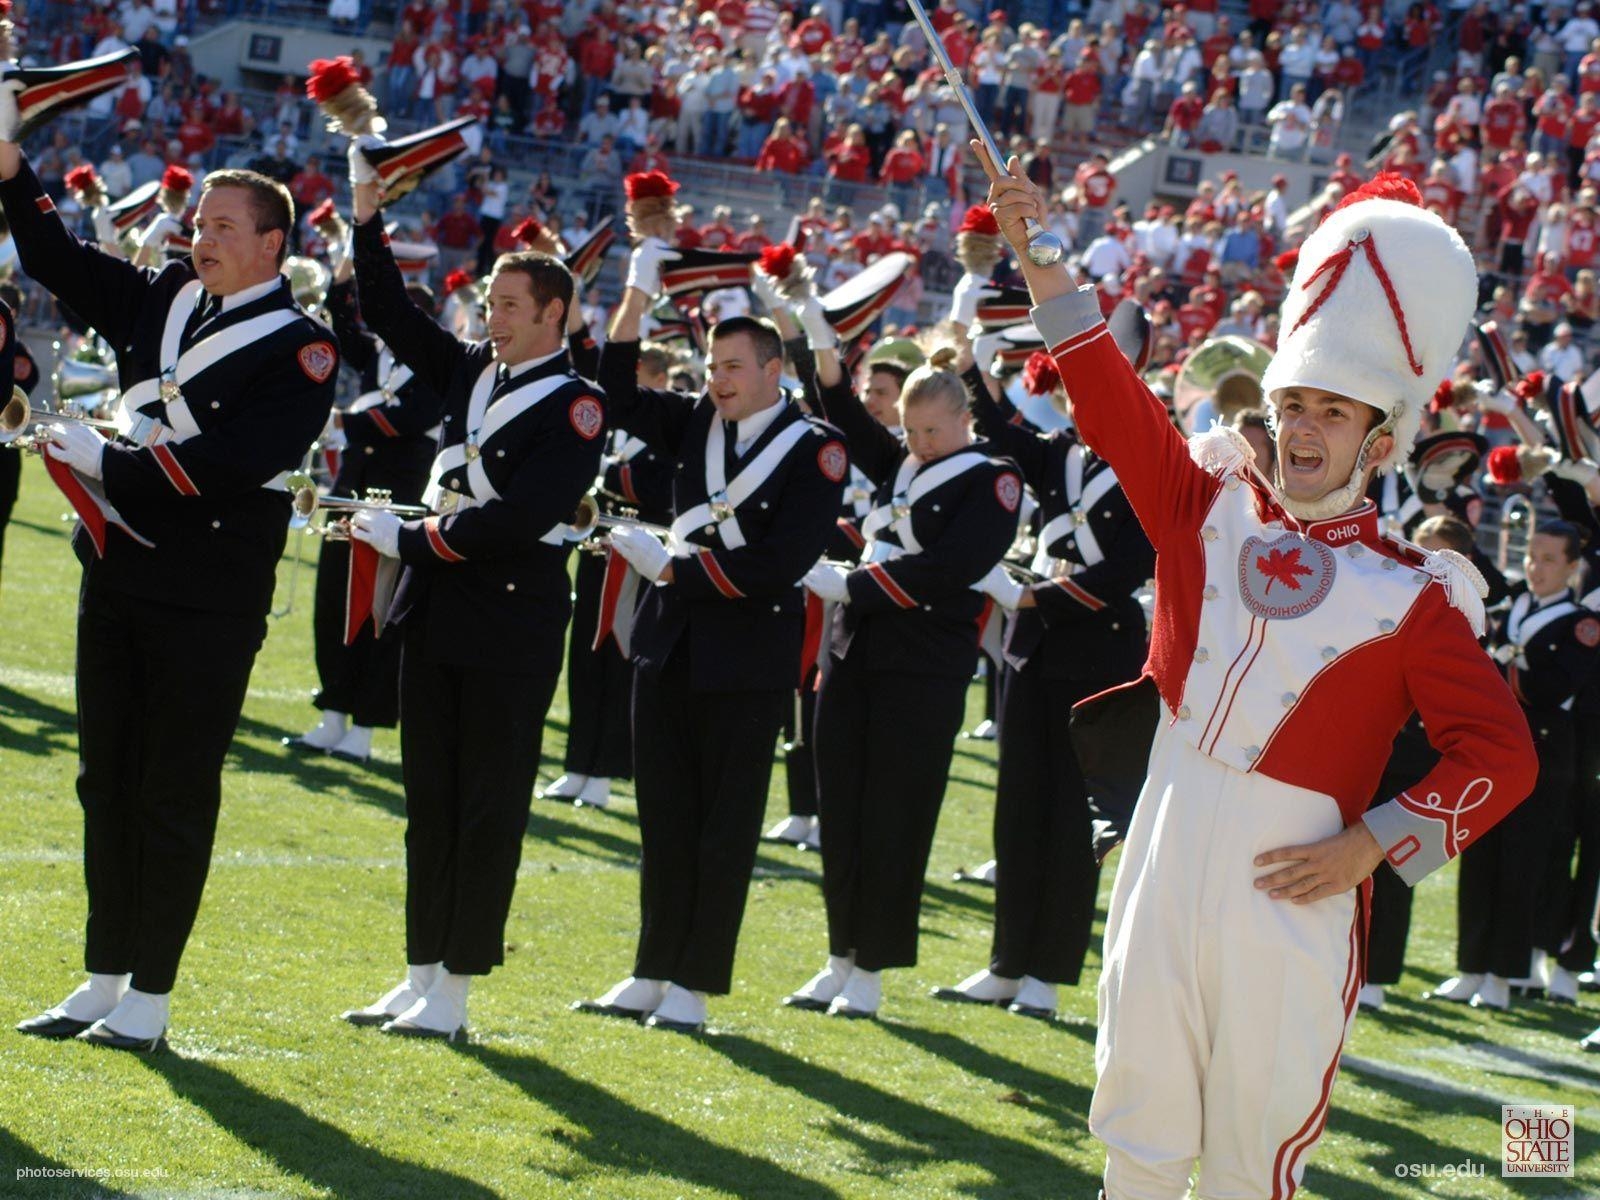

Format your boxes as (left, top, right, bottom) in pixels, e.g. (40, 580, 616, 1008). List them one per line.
(565, 490, 675, 552)
(1, 387, 119, 449)
(286, 472, 428, 536)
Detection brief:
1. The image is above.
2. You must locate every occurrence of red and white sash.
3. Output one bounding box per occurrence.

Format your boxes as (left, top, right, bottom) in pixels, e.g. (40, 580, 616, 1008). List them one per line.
(859, 448, 989, 561)
(667, 406, 813, 554)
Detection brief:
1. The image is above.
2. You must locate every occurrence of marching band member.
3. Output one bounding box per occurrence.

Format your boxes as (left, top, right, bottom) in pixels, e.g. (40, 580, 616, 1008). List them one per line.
(338, 164, 606, 1041)
(1428, 520, 1600, 1011)
(2, 131, 336, 1051)
(288, 254, 445, 762)
(543, 345, 675, 810)
(984, 156, 1536, 1199)
(785, 318, 1022, 1021)
(932, 349, 1153, 1022)
(0, 286, 38, 598)
(133, 165, 194, 268)
(63, 164, 122, 256)
(574, 234, 844, 1034)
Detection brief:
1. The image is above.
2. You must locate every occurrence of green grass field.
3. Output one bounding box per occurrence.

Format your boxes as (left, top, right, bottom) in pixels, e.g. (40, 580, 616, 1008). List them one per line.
(1, 459, 1598, 1200)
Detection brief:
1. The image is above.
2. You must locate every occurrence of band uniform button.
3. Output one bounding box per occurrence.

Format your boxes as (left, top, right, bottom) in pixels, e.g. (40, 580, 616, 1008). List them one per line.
(211, 520, 221, 529)
(364, 446, 375, 455)
(1225, 477, 1241, 491)
(772, 605, 780, 613)
(1200, 525, 1217, 541)
(497, 449, 505, 457)
(1245, 746, 1261, 762)
(449, 479, 460, 490)
(1378, 618, 1395, 633)
(506, 583, 515, 592)
(1381, 557, 1398, 570)
(1203, 585, 1218, 600)
(1281, 692, 1297, 707)
(1321, 646, 1337, 661)
(1177, 705, 1192, 720)
(1111, 622, 1120, 631)
(211, 401, 220, 409)
(1348, 544, 1364, 557)
(1194, 647, 1209, 663)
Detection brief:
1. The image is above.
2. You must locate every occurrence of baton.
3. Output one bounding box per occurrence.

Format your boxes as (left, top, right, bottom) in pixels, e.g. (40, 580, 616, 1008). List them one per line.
(906, 0, 1064, 267)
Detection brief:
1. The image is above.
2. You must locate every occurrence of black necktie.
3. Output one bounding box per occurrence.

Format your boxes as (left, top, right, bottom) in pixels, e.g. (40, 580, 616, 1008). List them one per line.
(184, 292, 221, 343)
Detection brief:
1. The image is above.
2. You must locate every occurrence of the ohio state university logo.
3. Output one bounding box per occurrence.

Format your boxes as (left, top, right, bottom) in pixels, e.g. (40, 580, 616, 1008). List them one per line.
(817, 440, 847, 483)
(297, 342, 336, 383)
(1236, 533, 1336, 620)
(994, 473, 1021, 513)
(569, 396, 603, 440)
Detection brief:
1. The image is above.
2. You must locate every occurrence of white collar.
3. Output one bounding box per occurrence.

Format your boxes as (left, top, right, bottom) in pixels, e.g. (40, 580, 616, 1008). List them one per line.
(216, 276, 283, 313)
(733, 397, 787, 451)
(502, 345, 565, 379)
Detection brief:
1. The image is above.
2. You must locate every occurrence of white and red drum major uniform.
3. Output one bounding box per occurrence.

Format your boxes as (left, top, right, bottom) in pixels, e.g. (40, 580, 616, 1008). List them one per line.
(1031, 294, 1537, 1196)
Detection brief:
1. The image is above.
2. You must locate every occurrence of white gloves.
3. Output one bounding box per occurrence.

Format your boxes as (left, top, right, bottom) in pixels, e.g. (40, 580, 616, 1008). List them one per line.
(971, 328, 1006, 378)
(749, 268, 785, 316)
(349, 508, 402, 557)
(950, 273, 999, 328)
(626, 236, 681, 299)
(347, 133, 383, 189)
(1552, 457, 1600, 486)
(1476, 382, 1518, 415)
(795, 294, 837, 350)
(0, 77, 23, 144)
(609, 524, 671, 582)
(45, 422, 106, 480)
(973, 562, 1025, 610)
(803, 561, 850, 603)
(1491, 642, 1528, 669)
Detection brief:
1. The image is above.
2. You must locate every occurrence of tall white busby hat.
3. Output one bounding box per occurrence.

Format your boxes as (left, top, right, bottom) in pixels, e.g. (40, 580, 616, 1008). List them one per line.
(1260, 174, 1476, 474)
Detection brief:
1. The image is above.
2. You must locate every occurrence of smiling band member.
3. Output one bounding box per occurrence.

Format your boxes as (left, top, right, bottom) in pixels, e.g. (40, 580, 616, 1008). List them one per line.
(1, 125, 336, 1048)
(338, 159, 606, 1041)
(575, 235, 845, 1034)
(983, 153, 1538, 1199)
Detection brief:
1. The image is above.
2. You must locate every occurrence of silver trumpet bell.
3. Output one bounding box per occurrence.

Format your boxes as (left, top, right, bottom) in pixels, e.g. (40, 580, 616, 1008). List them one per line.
(286, 471, 428, 537)
(53, 355, 121, 414)
(1, 387, 119, 449)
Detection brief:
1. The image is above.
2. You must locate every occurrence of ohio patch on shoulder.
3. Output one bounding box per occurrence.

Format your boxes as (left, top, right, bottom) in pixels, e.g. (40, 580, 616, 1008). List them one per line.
(1577, 617, 1600, 649)
(298, 341, 337, 383)
(994, 472, 1021, 513)
(569, 395, 603, 440)
(0, 314, 9, 353)
(817, 440, 847, 483)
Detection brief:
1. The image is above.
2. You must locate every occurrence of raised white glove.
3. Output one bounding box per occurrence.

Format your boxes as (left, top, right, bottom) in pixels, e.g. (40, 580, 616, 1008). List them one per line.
(625, 236, 681, 299)
(803, 561, 850, 603)
(1475, 381, 1517, 415)
(971, 328, 1006, 377)
(1552, 457, 1600, 486)
(973, 562, 1025, 610)
(347, 133, 384, 188)
(609, 524, 671, 582)
(950, 273, 1000, 328)
(349, 507, 402, 558)
(749, 268, 785, 316)
(1490, 642, 1519, 665)
(45, 422, 106, 480)
(795, 294, 837, 350)
(0, 77, 23, 144)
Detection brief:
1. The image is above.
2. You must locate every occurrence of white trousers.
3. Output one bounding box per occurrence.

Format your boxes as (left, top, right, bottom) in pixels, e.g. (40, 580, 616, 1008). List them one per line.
(1092, 724, 1361, 1200)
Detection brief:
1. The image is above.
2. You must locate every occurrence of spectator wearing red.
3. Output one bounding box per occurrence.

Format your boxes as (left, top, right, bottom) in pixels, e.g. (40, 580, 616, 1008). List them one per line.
(290, 159, 336, 215)
(1569, 92, 1600, 180)
(1175, 287, 1218, 339)
(1566, 201, 1600, 274)
(1497, 183, 1541, 277)
(699, 206, 737, 249)
(1533, 75, 1575, 160)
(793, 4, 834, 55)
(1332, 46, 1364, 91)
(755, 117, 809, 173)
(1420, 159, 1463, 223)
(433, 193, 483, 273)
(1526, 252, 1573, 306)
(732, 214, 774, 252)
(1193, 267, 1228, 318)
(629, 134, 671, 176)
(1060, 49, 1101, 152)
(1480, 82, 1525, 152)
(1327, 151, 1363, 195)
(1075, 151, 1118, 243)
(942, 15, 978, 69)
(930, 0, 961, 34)
(1164, 81, 1205, 146)
(825, 123, 872, 194)
(851, 213, 895, 261)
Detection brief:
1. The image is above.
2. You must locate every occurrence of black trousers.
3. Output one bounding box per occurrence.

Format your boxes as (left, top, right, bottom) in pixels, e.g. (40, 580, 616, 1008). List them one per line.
(631, 646, 786, 994)
(781, 667, 820, 819)
(399, 622, 557, 974)
(815, 648, 968, 971)
(1364, 755, 1435, 987)
(311, 536, 402, 728)
(77, 587, 265, 994)
(1457, 715, 1572, 978)
(990, 662, 1103, 985)
(1531, 716, 1580, 958)
(1558, 714, 1600, 972)
(0, 447, 19, 571)
(561, 550, 634, 779)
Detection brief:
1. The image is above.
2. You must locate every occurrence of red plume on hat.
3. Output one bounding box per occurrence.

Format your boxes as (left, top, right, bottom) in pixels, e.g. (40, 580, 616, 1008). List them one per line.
(1333, 171, 1423, 212)
(1428, 378, 1454, 413)
(757, 243, 798, 280)
(625, 171, 678, 201)
(161, 164, 193, 191)
(1511, 371, 1544, 404)
(958, 204, 1000, 236)
(1022, 350, 1061, 397)
(1274, 248, 1299, 274)
(1485, 445, 1523, 485)
(754, 241, 813, 300)
(306, 55, 384, 136)
(306, 56, 359, 103)
(442, 268, 475, 295)
(64, 164, 101, 195)
(0, 1, 13, 18)
(306, 198, 339, 228)
(510, 216, 544, 245)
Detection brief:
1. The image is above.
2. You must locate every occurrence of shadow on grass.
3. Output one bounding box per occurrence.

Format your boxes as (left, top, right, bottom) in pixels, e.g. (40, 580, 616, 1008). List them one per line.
(143, 1054, 500, 1199)
(0, 1126, 135, 1198)
(467, 1042, 840, 1200)
(223, 714, 409, 818)
(703, 1033, 1102, 1198)
(0, 682, 77, 760)
(879, 1020, 1096, 1122)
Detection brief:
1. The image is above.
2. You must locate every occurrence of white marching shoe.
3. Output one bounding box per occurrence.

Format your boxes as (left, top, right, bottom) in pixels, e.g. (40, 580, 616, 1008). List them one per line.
(343, 963, 440, 1027)
(78, 988, 169, 1052)
(575, 776, 611, 809)
(645, 984, 707, 1033)
(784, 955, 854, 1011)
(931, 968, 1019, 1006)
(330, 724, 374, 764)
(17, 972, 130, 1039)
(1356, 983, 1386, 1012)
(801, 816, 822, 851)
(1008, 976, 1058, 1020)
(1547, 964, 1580, 1005)
(540, 773, 588, 800)
(1470, 973, 1511, 1011)
(1425, 973, 1482, 1003)
(827, 968, 881, 1019)
(382, 969, 469, 1041)
(573, 975, 666, 1020)
(289, 710, 348, 752)
(953, 858, 997, 885)
(764, 814, 812, 845)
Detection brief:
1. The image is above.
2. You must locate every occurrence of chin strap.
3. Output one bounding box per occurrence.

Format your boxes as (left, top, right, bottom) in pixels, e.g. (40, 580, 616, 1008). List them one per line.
(1276, 418, 1394, 522)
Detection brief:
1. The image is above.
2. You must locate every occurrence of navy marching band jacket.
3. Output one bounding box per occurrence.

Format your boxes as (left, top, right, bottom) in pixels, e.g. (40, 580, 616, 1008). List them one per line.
(0, 158, 335, 619)
(353, 214, 605, 677)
